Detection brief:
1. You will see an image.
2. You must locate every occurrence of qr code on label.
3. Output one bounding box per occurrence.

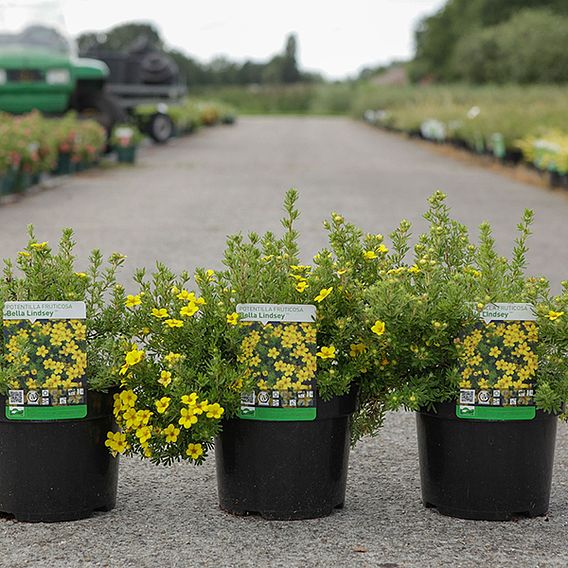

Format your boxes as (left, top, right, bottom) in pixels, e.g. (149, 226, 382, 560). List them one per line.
(8, 390, 24, 405)
(459, 389, 476, 404)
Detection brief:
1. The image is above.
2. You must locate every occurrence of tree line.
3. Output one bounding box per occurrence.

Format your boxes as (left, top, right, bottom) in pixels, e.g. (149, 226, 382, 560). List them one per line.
(78, 24, 322, 86)
(411, 0, 568, 83)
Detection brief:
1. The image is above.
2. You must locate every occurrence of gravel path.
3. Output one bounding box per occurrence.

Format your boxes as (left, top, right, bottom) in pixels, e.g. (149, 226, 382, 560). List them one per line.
(0, 117, 567, 567)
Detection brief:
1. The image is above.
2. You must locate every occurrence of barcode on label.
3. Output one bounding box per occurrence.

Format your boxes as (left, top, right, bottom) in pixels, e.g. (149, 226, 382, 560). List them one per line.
(459, 389, 476, 404)
(8, 390, 24, 405)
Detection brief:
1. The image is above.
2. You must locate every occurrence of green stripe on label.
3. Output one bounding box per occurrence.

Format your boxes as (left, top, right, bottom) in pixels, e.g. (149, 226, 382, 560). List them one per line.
(456, 405, 536, 421)
(6, 405, 87, 421)
(238, 406, 317, 421)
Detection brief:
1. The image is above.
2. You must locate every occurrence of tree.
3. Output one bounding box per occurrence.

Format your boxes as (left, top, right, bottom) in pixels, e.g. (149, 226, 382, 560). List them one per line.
(411, 0, 568, 82)
(78, 23, 163, 53)
(281, 34, 301, 83)
(452, 9, 568, 84)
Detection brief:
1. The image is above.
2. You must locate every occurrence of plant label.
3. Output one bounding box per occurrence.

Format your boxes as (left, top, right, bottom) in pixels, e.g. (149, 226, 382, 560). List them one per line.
(456, 303, 537, 420)
(3, 301, 88, 420)
(236, 303, 317, 421)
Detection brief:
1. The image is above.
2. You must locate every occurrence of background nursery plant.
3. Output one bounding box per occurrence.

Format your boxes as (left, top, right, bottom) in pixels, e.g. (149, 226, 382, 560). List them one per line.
(363, 191, 568, 417)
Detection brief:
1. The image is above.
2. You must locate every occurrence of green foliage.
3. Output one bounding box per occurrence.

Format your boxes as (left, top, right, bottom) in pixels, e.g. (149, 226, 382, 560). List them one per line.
(0, 228, 126, 392)
(411, 0, 568, 82)
(453, 10, 568, 84)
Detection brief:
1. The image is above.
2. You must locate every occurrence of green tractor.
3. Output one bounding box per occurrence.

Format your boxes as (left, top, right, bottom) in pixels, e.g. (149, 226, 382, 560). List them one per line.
(0, 1, 123, 133)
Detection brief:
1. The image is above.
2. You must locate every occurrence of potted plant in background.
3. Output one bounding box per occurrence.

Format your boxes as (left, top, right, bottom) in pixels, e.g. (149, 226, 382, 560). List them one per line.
(364, 191, 567, 520)
(111, 124, 143, 164)
(0, 117, 21, 198)
(0, 228, 126, 521)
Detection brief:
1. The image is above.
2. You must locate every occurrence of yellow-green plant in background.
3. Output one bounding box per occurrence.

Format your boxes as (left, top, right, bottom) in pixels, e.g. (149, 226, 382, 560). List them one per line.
(516, 131, 568, 174)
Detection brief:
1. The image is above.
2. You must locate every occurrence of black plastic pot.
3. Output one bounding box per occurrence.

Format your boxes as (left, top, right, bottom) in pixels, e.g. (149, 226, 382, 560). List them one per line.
(0, 390, 119, 522)
(416, 402, 557, 521)
(215, 385, 358, 520)
(116, 146, 137, 164)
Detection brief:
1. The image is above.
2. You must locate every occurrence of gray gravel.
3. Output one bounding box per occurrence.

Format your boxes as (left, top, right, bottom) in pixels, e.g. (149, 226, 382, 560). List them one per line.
(0, 117, 567, 567)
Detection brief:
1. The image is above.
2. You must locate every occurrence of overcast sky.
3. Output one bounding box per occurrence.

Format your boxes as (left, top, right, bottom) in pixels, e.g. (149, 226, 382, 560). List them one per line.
(61, 0, 446, 79)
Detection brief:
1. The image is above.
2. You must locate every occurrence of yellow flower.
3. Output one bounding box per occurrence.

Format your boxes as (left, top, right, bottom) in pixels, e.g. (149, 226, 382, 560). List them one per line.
(164, 352, 183, 366)
(75, 272, 88, 278)
(267, 347, 280, 359)
(408, 265, 421, 274)
(186, 443, 203, 460)
(163, 424, 180, 443)
(179, 407, 198, 429)
(158, 370, 172, 387)
(349, 343, 366, 357)
(125, 294, 142, 308)
(135, 426, 152, 444)
(314, 287, 333, 303)
(547, 310, 564, 321)
(36, 345, 49, 357)
(378, 244, 388, 254)
(177, 289, 196, 302)
(363, 250, 377, 260)
(227, 312, 239, 325)
(30, 242, 48, 251)
(105, 431, 128, 455)
(371, 320, 386, 336)
(317, 345, 336, 359)
(122, 407, 140, 429)
(489, 346, 501, 358)
(152, 308, 169, 319)
(18, 251, 31, 257)
(296, 280, 308, 293)
(119, 390, 137, 408)
(120, 346, 144, 375)
(164, 318, 184, 328)
(155, 397, 171, 414)
(204, 403, 224, 419)
(136, 409, 153, 425)
(180, 303, 199, 317)
(181, 392, 199, 406)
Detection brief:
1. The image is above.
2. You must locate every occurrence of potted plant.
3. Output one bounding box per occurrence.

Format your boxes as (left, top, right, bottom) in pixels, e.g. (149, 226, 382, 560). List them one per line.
(364, 191, 567, 520)
(111, 124, 143, 164)
(210, 190, 390, 519)
(0, 228, 127, 521)
(110, 190, 391, 519)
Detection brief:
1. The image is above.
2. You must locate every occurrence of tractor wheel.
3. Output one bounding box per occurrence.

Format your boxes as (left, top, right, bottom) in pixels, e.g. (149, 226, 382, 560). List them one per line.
(148, 112, 174, 143)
